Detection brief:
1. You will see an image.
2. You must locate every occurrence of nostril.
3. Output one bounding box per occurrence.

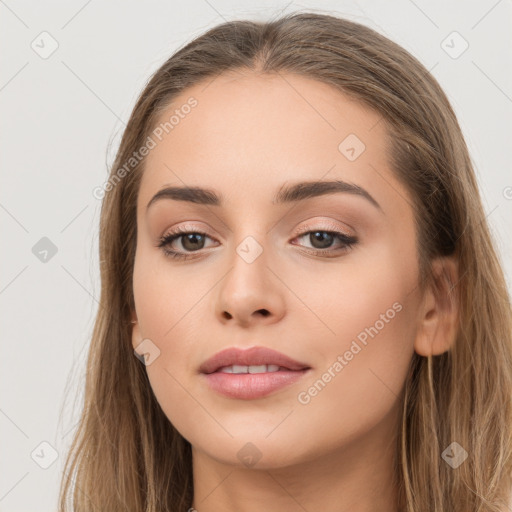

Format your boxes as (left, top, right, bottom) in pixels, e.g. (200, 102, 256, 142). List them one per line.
(221, 309, 270, 320)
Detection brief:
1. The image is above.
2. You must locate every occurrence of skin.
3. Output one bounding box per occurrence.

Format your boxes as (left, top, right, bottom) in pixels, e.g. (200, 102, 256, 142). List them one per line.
(131, 70, 459, 512)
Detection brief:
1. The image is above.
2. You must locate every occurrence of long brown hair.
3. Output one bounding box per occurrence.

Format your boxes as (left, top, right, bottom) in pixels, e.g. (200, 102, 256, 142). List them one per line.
(59, 11, 512, 511)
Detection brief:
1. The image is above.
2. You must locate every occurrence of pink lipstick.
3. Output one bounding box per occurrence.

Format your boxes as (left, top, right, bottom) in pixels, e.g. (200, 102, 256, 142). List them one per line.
(199, 346, 311, 400)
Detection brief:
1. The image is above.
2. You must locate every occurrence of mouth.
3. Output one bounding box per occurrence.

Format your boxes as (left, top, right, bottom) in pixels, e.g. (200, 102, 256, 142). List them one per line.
(214, 364, 294, 374)
(199, 346, 311, 400)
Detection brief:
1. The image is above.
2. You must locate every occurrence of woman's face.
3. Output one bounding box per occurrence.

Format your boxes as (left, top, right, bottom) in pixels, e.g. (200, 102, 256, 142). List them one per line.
(131, 71, 424, 469)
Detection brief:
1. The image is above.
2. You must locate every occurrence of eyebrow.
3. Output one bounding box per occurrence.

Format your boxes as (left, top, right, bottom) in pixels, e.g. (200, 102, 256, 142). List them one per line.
(146, 179, 382, 211)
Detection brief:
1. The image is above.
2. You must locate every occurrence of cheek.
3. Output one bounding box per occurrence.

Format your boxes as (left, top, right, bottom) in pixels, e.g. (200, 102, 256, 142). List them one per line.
(289, 240, 419, 412)
(293, 298, 416, 464)
(133, 243, 205, 342)
(289, 235, 418, 346)
(132, 246, 216, 435)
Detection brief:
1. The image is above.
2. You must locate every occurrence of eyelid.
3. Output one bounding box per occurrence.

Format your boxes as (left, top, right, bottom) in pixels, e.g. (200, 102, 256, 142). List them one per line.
(161, 222, 216, 237)
(291, 219, 354, 238)
(160, 218, 355, 241)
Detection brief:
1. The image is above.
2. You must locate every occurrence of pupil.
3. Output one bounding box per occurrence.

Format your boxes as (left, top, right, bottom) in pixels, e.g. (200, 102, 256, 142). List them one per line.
(311, 231, 333, 249)
(183, 234, 204, 251)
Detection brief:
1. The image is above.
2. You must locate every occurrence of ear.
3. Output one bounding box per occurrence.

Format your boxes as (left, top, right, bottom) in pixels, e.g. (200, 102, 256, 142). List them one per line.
(130, 311, 141, 352)
(414, 256, 460, 357)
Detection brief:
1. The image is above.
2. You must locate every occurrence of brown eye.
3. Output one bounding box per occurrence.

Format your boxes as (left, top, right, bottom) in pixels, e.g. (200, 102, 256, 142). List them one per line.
(293, 229, 358, 255)
(180, 233, 207, 251)
(158, 229, 217, 260)
(308, 231, 335, 249)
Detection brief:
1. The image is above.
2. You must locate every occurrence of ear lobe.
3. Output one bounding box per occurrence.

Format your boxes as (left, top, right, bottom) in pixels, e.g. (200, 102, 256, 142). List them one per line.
(414, 256, 459, 357)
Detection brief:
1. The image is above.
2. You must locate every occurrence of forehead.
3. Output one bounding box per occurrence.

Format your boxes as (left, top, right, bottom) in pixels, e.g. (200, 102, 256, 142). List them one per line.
(138, 71, 408, 212)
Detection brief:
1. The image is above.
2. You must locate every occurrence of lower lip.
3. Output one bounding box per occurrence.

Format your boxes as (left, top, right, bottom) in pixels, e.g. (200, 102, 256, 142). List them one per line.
(202, 369, 310, 400)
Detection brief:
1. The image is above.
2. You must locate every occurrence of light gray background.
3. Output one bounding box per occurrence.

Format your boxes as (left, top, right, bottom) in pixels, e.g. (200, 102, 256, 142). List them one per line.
(1, 1, 511, 510)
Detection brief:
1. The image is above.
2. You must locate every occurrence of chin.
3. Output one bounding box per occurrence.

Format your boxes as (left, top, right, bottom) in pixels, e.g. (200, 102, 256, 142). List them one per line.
(190, 430, 313, 471)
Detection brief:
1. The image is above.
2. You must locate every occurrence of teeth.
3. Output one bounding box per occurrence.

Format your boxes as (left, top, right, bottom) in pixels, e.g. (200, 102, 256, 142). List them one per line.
(249, 364, 271, 374)
(218, 364, 282, 374)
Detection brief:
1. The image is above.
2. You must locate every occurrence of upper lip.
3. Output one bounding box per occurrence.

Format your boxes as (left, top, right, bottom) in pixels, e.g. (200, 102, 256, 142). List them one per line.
(199, 346, 310, 374)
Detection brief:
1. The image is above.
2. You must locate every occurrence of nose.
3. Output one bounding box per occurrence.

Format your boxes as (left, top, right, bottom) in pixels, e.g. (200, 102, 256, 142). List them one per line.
(215, 240, 286, 328)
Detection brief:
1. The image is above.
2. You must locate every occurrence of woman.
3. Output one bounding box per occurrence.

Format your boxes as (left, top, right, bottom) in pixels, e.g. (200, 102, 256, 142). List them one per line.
(59, 11, 512, 512)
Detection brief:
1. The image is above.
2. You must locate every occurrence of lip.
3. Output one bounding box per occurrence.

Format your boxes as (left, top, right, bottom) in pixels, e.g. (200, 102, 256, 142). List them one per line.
(199, 346, 310, 374)
(199, 346, 311, 400)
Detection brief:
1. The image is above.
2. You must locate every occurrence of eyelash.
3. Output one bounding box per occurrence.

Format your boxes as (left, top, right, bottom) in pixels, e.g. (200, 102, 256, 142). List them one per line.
(157, 225, 358, 261)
